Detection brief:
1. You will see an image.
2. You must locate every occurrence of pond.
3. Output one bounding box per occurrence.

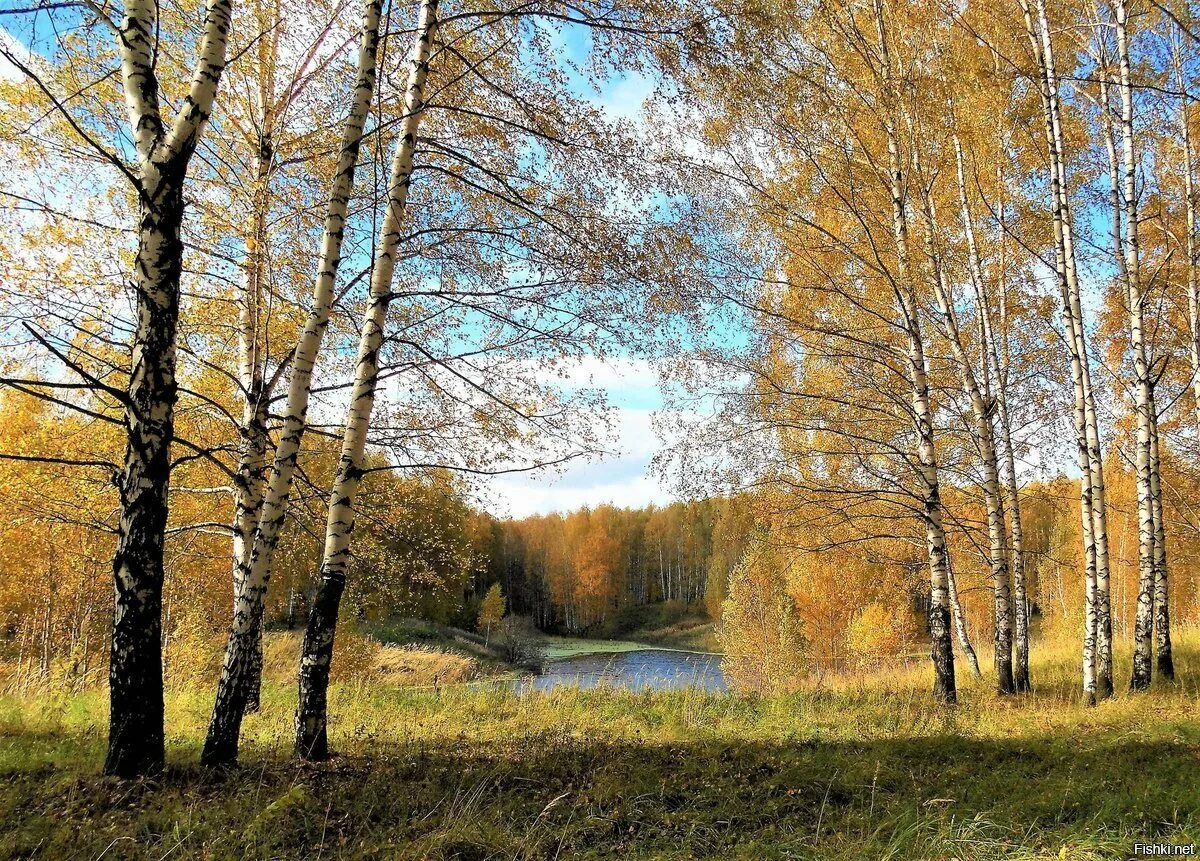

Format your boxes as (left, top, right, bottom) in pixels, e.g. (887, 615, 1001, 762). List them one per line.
(515, 647, 727, 693)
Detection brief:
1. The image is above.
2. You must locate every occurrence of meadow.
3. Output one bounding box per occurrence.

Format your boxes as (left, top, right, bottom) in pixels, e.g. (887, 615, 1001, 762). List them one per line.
(1, 633, 1197, 860)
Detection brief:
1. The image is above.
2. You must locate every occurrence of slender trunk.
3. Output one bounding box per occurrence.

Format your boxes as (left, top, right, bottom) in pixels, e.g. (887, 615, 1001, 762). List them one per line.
(946, 558, 981, 677)
(1022, 0, 1111, 700)
(233, 132, 273, 715)
(997, 361, 1029, 692)
(919, 182, 1013, 695)
(1171, 36, 1200, 451)
(940, 134, 1015, 693)
(1150, 405, 1174, 679)
(1082, 530, 1097, 704)
(295, 0, 438, 760)
(202, 0, 383, 767)
(1089, 84, 1125, 672)
(41, 575, 54, 675)
(1050, 20, 1115, 701)
(874, 0, 954, 704)
(1185, 76, 1200, 436)
(983, 146, 1032, 692)
(1112, 0, 1158, 691)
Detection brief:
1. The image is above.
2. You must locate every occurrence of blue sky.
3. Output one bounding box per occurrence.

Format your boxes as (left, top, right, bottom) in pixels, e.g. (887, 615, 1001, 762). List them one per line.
(484, 356, 676, 517)
(480, 22, 676, 518)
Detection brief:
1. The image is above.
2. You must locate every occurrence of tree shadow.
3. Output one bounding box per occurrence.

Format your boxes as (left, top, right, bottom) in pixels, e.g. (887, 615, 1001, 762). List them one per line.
(4, 725, 1198, 860)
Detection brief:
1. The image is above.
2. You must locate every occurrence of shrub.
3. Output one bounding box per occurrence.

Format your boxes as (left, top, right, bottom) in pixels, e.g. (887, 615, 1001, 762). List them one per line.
(492, 616, 544, 670)
(845, 601, 920, 669)
(719, 534, 808, 693)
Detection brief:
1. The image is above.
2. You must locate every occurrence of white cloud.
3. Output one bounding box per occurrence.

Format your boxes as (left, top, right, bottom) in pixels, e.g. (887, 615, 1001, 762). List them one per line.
(1, 28, 33, 82)
(484, 407, 673, 517)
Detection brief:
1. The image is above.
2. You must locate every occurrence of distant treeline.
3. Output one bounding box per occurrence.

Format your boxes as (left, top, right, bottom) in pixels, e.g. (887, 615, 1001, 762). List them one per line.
(6, 412, 1200, 683)
(471, 498, 755, 634)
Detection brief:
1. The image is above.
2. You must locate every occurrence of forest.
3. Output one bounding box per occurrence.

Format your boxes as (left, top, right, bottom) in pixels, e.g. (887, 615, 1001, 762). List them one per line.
(1, 0, 1200, 854)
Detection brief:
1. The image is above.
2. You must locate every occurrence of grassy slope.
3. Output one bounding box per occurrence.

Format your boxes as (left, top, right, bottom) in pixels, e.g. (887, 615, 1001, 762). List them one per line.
(537, 635, 668, 660)
(626, 616, 719, 652)
(577, 603, 722, 654)
(536, 630, 719, 659)
(2, 637, 1199, 860)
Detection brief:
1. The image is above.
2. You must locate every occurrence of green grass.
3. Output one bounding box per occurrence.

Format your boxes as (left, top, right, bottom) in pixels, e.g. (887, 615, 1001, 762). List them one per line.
(584, 602, 721, 653)
(536, 634, 674, 660)
(1, 636, 1199, 859)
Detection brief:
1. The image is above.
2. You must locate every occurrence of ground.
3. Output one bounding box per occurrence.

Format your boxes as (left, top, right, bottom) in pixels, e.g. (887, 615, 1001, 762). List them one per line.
(587, 602, 721, 653)
(0, 638, 1198, 860)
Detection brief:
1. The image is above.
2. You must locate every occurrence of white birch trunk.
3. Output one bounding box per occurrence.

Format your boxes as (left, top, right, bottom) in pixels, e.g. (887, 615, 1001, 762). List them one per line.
(874, 0, 955, 703)
(1022, 0, 1111, 701)
(231, 90, 276, 712)
(916, 162, 1014, 694)
(1113, 0, 1159, 691)
(1046, 3, 1115, 698)
(979, 149, 1032, 693)
(946, 558, 981, 677)
(295, 0, 438, 760)
(1178, 38, 1200, 439)
(1149, 404, 1174, 678)
(202, 0, 384, 767)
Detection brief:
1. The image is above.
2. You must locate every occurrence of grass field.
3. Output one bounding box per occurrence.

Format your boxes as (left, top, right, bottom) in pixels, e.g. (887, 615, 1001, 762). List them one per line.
(1, 634, 1198, 860)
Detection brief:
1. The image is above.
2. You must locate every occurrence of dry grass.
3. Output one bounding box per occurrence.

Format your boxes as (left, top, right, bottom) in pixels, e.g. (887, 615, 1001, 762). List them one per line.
(1, 629, 1198, 859)
(262, 630, 483, 688)
(371, 643, 481, 686)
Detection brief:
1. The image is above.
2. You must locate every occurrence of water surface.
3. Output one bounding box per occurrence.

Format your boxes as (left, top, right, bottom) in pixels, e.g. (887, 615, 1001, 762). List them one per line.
(516, 647, 726, 693)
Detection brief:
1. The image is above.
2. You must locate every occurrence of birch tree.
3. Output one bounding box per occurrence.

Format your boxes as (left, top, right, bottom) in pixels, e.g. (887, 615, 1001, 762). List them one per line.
(1174, 32, 1200, 439)
(1019, 0, 1115, 701)
(295, 0, 438, 759)
(1108, 0, 1172, 691)
(223, 0, 360, 713)
(40, 0, 237, 777)
(201, 0, 385, 766)
(875, 2, 957, 700)
(914, 162, 1015, 695)
(950, 123, 1034, 692)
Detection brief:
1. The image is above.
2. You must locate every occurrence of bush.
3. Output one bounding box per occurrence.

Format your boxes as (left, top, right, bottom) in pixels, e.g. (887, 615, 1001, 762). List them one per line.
(845, 602, 920, 669)
(492, 616, 544, 670)
(719, 534, 808, 693)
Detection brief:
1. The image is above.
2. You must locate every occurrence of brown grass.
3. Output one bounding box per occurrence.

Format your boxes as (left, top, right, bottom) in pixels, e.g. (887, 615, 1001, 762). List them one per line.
(262, 630, 481, 688)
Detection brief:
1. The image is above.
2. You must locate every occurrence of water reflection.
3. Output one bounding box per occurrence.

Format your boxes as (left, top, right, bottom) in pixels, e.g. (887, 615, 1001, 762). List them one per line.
(515, 648, 726, 693)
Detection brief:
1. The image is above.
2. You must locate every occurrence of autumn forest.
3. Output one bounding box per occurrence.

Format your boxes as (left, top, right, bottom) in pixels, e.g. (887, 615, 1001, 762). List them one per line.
(2, 0, 1200, 854)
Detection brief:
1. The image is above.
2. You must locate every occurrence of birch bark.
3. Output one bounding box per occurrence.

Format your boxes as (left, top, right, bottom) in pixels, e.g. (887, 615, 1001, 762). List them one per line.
(202, 0, 384, 767)
(1178, 38, 1200, 437)
(295, 0, 438, 759)
(1149, 404, 1173, 678)
(232, 63, 277, 713)
(947, 558, 981, 677)
(1045, 0, 1114, 698)
(1022, 0, 1112, 700)
(1114, 0, 1160, 691)
(874, 0, 955, 704)
(106, 0, 233, 778)
(977, 146, 1032, 692)
(915, 157, 1014, 694)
